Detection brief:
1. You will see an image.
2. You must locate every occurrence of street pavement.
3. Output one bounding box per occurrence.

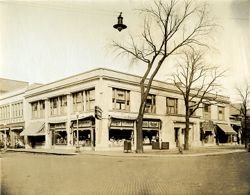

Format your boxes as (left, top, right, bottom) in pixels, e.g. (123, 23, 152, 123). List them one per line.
(1, 145, 249, 195)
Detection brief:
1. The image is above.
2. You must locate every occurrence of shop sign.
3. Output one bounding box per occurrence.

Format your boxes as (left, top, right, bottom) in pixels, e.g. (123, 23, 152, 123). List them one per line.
(149, 121, 159, 128)
(95, 106, 102, 120)
(121, 120, 134, 127)
(143, 120, 160, 129)
(111, 119, 122, 127)
(55, 123, 66, 129)
(143, 121, 149, 128)
(73, 120, 92, 128)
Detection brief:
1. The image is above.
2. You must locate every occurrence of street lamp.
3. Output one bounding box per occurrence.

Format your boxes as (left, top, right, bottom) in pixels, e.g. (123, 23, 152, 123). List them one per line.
(75, 112, 80, 152)
(113, 12, 127, 32)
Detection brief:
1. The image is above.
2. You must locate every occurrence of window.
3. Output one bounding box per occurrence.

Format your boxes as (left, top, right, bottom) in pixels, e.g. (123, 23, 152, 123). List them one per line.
(166, 97, 178, 114)
(32, 102, 38, 118)
(218, 106, 224, 121)
(0, 105, 10, 120)
(60, 96, 67, 115)
(86, 89, 95, 111)
(72, 88, 95, 113)
(189, 101, 196, 116)
(145, 94, 156, 113)
(203, 103, 211, 120)
(50, 96, 68, 116)
(39, 100, 45, 118)
(73, 91, 84, 112)
(11, 102, 23, 118)
(50, 97, 58, 116)
(112, 88, 130, 111)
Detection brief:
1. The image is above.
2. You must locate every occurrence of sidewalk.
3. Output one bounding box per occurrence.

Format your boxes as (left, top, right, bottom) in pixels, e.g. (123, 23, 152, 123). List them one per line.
(2, 145, 248, 157)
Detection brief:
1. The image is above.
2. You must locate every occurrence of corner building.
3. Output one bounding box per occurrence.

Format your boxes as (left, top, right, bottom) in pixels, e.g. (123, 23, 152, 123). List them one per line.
(2, 68, 235, 150)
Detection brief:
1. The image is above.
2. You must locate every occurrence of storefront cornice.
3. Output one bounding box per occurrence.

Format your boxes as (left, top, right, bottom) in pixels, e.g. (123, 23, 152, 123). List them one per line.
(25, 77, 99, 99)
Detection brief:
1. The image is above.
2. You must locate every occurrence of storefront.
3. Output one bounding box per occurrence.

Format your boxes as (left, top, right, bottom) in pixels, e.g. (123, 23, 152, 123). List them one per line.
(10, 126, 25, 148)
(50, 122, 67, 146)
(109, 118, 134, 147)
(20, 121, 45, 148)
(142, 120, 160, 145)
(0, 127, 10, 148)
(201, 121, 215, 144)
(71, 116, 95, 148)
(216, 123, 237, 144)
(109, 117, 161, 147)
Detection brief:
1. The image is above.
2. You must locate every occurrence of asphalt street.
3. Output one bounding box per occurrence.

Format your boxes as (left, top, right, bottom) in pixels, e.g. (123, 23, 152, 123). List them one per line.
(1, 152, 250, 195)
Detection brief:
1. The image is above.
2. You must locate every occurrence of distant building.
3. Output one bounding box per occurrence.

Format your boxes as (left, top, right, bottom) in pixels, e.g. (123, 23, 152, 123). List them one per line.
(0, 68, 237, 150)
(0, 78, 42, 148)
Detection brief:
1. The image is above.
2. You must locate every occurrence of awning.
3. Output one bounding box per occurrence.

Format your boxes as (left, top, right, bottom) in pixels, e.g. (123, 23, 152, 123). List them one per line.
(217, 124, 237, 135)
(20, 121, 45, 136)
(10, 127, 23, 131)
(0, 128, 10, 131)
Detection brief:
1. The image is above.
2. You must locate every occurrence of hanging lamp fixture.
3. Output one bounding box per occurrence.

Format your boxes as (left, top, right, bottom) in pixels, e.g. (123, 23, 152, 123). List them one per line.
(113, 12, 127, 32)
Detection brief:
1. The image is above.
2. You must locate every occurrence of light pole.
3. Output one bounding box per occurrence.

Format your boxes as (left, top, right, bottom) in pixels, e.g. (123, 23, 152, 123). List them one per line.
(76, 112, 80, 152)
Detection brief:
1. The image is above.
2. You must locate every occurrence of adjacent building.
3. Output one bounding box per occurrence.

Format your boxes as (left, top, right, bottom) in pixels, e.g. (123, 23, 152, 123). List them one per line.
(0, 68, 237, 150)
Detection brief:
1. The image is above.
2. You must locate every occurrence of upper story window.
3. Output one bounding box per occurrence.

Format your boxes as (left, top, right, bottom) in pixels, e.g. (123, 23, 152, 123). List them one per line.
(50, 95, 67, 116)
(12, 102, 23, 118)
(31, 102, 38, 118)
(218, 106, 225, 121)
(31, 100, 45, 119)
(145, 94, 156, 113)
(0, 105, 10, 120)
(72, 88, 95, 113)
(166, 97, 178, 114)
(189, 101, 196, 116)
(112, 88, 130, 111)
(203, 103, 211, 120)
(86, 89, 95, 111)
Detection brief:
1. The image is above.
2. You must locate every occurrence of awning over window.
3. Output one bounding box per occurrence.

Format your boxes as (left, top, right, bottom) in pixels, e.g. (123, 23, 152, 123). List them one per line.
(20, 121, 45, 136)
(217, 124, 237, 135)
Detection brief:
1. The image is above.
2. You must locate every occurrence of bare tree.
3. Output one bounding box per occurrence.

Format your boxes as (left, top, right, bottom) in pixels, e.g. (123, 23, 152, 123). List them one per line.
(112, 0, 216, 153)
(171, 49, 225, 150)
(236, 84, 250, 148)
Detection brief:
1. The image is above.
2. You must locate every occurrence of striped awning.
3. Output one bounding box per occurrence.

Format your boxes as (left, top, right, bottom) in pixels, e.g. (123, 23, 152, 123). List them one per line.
(217, 124, 237, 135)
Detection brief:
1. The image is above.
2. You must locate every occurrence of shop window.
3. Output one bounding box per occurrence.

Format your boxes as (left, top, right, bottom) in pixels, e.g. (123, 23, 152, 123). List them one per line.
(166, 97, 178, 114)
(145, 94, 156, 113)
(143, 130, 159, 145)
(109, 129, 133, 147)
(73, 130, 91, 147)
(53, 131, 67, 145)
(112, 88, 130, 111)
(218, 106, 225, 121)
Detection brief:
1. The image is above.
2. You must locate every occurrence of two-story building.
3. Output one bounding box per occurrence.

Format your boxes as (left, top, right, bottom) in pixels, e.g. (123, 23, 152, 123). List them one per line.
(0, 78, 34, 148)
(0, 68, 236, 150)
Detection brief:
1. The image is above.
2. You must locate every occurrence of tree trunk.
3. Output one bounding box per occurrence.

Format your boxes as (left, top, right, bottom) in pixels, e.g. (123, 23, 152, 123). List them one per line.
(184, 108, 190, 150)
(136, 113, 144, 153)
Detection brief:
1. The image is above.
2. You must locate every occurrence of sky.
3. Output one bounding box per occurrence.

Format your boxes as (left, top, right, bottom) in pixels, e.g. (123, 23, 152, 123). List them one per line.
(0, 0, 249, 101)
